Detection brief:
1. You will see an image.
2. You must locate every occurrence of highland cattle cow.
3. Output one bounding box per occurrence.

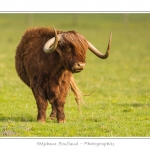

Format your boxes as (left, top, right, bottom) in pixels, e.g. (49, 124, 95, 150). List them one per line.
(15, 26, 112, 123)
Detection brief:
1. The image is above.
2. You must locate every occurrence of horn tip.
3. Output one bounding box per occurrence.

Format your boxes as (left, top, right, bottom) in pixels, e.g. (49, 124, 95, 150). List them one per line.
(53, 26, 56, 31)
(110, 32, 112, 37)
(109, 32, 112, 43)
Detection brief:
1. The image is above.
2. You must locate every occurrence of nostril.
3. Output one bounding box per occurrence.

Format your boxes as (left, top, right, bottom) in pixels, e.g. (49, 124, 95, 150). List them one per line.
(78, 62, 85, 67)
(72, 62, 85, 73)
(77, 63, 81, 67)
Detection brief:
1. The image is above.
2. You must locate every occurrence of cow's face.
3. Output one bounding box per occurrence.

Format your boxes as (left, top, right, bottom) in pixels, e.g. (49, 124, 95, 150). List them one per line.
(57, 31, 88, 73)
(43, 27, 112, 73)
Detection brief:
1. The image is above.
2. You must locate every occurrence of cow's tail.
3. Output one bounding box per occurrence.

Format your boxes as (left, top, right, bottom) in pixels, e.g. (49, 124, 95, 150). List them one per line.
(70, 75, 86, 112)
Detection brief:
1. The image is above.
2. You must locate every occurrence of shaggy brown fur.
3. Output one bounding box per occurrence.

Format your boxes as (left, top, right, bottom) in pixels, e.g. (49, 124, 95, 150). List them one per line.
(15, 27, 88, 123)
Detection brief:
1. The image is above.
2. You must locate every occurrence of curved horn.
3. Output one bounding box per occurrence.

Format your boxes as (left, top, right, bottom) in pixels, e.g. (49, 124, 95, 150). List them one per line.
(88, 32, 112, 59)
(43, 26, 62, 53)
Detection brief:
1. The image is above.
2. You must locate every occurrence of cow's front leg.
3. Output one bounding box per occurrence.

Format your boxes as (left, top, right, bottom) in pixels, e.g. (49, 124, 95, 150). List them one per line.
(55, 100, 66, 123)
(32, 89, 48, 123)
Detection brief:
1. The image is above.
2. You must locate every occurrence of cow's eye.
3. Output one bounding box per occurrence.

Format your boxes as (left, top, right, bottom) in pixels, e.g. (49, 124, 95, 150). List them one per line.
(66, 47, 71, 52)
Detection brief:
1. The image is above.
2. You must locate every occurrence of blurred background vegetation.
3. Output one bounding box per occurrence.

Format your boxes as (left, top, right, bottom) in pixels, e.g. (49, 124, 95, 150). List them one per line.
(0, 13, 150, 136)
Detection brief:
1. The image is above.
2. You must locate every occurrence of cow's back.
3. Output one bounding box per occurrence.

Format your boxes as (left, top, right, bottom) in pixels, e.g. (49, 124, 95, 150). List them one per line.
(15, 28, 61, 87)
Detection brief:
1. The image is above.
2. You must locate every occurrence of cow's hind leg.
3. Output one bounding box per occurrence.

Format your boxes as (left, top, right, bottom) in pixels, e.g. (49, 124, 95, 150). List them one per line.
(48, 99, 57, 120)
(49, 99, 65, 123)
(32, 89, 48, 123)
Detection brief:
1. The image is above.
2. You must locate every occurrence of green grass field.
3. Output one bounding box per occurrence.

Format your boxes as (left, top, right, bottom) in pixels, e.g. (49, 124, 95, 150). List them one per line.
(0, 13, 150, 137)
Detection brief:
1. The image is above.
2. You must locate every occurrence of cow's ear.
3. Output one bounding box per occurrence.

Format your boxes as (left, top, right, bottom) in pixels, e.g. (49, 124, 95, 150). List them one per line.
(55, 48, 63, 57)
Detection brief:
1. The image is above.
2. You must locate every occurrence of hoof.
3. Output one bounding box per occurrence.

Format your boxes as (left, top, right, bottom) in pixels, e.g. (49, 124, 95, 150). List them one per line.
(50, 116, 56, 120)
(37, 119, 46, 123)
(58, 119, 66, 123)
(50, 113, 56, 120)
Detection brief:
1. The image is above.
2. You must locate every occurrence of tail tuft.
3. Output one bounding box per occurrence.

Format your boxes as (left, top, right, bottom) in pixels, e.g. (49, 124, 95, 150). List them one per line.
(70, 75, 85, 112)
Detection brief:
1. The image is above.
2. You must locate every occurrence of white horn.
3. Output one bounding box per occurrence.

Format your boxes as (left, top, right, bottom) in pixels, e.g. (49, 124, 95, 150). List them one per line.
(88, 32, 112, 59)
(43, 26, 62, 53)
